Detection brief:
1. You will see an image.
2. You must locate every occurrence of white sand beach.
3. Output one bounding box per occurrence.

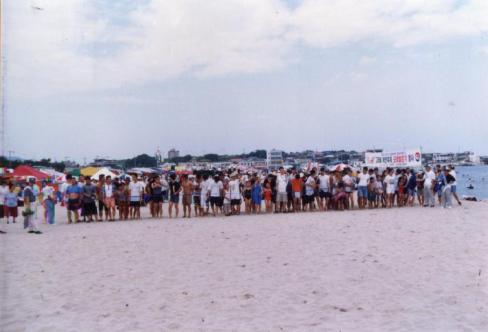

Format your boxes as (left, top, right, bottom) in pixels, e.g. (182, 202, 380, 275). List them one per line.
(1, 203, 488, 331)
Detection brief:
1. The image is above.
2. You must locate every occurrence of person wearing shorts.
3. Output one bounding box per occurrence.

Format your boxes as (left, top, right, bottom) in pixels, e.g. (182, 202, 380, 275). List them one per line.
(5, 184, 18, 224)
(66, 177, 82, 223)
(319, 168, 332, 211)
(357, 167, 370, 209)
(290, 173, 302, 212)
(229, 172, 242, 215)
(209, 175, 223, 216)
(129, 174, 144, 219)
(275, 167, 289, 212)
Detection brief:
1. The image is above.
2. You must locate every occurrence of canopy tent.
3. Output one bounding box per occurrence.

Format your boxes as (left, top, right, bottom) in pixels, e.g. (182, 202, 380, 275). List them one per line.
(329, 163, 351, 172)
(12, 165, 49, 180)
(89, 167, 117, 180)
(126, 167, 159, 175)
(80, 166, 100, 177)
(39, 168, 66, 183)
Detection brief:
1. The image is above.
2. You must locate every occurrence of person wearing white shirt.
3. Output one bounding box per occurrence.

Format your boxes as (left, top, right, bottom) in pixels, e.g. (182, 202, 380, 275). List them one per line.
(229, 173, 241, 214)
(129, 174, 145, 219)
(209, 175, 223, 216)
(341, 169, 354, 210)
(0, 181, 8, 223)
(357, 167, 370, 209)
(318, 168, 332, 211)
(423, 166, 436, 207)
(42, 182, 56, 224)
(200, 174, 212, 215)
(275, 167, 289, 212)
(384, 169, 396, 208)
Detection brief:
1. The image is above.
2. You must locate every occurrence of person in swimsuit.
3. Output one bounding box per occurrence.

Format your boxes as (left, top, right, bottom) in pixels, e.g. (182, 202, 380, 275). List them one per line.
(243, 180, 252, 214)
(151, 177, 163, 218)
(168, 173, 181, 218)
(193, 175, 202, 217)
(181, 175, 193, 218)
(263, 182, 272, 213)
(102, 176, 116, 221)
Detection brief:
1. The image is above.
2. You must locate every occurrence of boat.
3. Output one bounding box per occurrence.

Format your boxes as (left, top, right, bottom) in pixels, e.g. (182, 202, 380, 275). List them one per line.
(466, 184, 474, 190)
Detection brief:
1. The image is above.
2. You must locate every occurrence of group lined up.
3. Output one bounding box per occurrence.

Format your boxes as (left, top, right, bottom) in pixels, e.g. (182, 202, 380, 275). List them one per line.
(0, 164, 460, 230)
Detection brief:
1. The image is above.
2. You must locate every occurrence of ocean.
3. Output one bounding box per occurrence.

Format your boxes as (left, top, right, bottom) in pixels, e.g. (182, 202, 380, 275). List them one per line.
(455, 165, 488, 200)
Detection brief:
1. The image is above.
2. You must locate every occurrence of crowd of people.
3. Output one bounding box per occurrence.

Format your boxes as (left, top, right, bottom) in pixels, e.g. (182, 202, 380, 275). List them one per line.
(0, 164, 462, 233)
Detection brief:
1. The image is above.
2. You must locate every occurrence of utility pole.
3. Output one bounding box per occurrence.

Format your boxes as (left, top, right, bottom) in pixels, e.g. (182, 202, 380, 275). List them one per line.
(0, 0, 6, 158)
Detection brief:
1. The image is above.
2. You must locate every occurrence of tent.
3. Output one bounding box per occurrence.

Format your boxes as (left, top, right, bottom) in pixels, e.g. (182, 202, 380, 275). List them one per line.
(81, 166, 100, 177)
(89, 167, 117, 180)
(12, 165, 49, 180)
(39, 168, 67, 183)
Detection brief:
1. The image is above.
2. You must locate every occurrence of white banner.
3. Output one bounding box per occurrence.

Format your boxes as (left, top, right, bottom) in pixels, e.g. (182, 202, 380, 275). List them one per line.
(364, 148, 422, 168)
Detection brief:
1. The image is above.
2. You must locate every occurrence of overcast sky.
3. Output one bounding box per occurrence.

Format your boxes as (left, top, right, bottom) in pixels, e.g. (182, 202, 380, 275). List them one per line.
(4, 0, 488, 162)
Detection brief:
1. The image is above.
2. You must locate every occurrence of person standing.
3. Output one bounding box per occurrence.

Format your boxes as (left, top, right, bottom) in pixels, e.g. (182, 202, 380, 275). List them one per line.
(82, 177, 98, 222)
(66, 177, 82, 223)
(209, 175, 223, 216)
(251, 177, 262, 213)
(96, 174, 107, 221)
(290, 173, 303, 212)
(423, 166, 436, 207)
(357, 167, 370, 209)
(102, 176, 116, 221)
(128, 174, 144, 220)
(42, 180, 56, 224)
(342, 168, 354, 210)
(229, 172, 242, 215)
(193, 175, 202, 217)
(5, 183, 18, 224)
(23, 181, 42, 234)
(181, 175, 193, 218)
(0, 179, 8, 224)
(304, 170, 316, 211)
(275, 167, 289, 213)
(384, 168, 396, 208)
(168, 173, 181, 218)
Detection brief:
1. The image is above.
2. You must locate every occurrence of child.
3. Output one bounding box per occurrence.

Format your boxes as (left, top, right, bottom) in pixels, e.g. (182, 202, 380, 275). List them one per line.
(263, 182, 272, 213)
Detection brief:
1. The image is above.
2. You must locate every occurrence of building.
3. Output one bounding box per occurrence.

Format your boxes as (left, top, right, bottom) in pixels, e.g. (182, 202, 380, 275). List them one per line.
(267, 149, 283, 170)
(167, 148, 180, 160)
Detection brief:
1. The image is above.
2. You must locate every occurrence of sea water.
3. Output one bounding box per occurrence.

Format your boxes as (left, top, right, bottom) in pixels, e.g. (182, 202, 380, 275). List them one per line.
(455, 165, 488, 200)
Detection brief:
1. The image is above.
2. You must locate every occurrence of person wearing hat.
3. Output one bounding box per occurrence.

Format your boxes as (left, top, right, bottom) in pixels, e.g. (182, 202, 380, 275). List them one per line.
(23, 179, 42, 234)
(42, 179, 56, 224)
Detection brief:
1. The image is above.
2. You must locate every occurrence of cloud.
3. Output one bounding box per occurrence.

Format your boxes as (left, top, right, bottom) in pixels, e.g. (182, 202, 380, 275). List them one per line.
(5, 0, 488, 97)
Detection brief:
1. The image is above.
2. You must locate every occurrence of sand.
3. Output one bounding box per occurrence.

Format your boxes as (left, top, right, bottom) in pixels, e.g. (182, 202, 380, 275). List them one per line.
(1, 202, 488, 331)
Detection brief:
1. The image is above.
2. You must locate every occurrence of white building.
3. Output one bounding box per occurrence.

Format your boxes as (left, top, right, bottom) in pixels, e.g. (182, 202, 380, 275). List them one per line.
(267, 149, 283, 170)
(167, 148, 180, 159)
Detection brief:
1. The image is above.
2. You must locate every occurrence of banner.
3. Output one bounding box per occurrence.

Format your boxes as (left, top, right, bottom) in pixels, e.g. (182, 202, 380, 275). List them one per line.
(364, 148, 422, 168)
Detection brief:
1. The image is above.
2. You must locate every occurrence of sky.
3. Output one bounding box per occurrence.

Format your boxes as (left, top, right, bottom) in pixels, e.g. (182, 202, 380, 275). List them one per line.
(4, 0, 488, 162)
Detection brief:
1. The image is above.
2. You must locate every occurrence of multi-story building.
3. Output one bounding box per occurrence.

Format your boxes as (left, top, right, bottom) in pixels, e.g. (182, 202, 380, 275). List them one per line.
(267, 149, 283, 170)
(167, 148, 180, 160)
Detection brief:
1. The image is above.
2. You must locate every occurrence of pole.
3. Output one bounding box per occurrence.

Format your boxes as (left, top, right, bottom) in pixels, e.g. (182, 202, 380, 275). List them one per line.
(0, 0, 6, 158)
